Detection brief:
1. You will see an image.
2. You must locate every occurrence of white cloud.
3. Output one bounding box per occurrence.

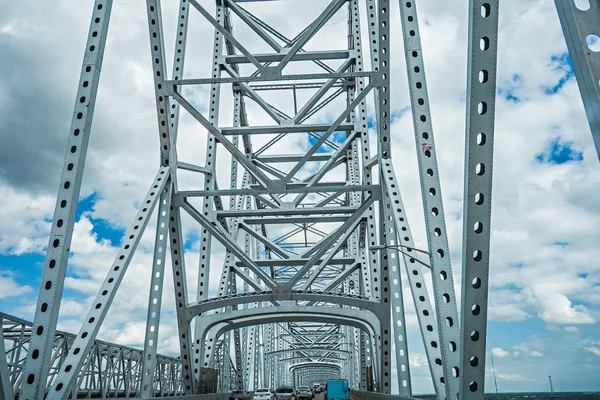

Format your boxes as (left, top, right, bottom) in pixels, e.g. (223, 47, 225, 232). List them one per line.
(408, 353, 429, 369)
(0, 185, 53, 254)
(584, 346, 600, 357)
(0, 271, 33, 299)
(512, 336, 548, 359)
(533, 291, 596, 325)
(112, 321, 148, 347)
(491, 347, 510, 358)
(564, 326, 580, 333)
(497, 373, 538, 383)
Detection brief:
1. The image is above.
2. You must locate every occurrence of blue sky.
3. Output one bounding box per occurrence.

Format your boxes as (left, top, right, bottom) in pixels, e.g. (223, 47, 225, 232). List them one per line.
(1, 0, 600, 395)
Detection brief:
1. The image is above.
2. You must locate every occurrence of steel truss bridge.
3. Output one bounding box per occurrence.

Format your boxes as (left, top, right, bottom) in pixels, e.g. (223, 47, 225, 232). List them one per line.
(2, 0, 599, 399)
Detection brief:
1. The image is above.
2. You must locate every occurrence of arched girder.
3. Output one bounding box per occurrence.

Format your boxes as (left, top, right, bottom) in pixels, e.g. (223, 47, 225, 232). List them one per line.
(184, 291, 381, 319)
(278, 356, 347, 363)
(288, 362, 342, 372)
(266, 348, 350, 357)
(195, 306, 380, 343)
(196, 306, 380, 368)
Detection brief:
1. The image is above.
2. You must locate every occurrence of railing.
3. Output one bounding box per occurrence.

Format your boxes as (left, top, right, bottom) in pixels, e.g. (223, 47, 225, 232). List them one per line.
(1, 312, 183, 398)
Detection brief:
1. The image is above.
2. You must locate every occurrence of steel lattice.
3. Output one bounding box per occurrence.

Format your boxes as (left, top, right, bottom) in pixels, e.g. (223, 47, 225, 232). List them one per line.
(4, 1, 599, 400)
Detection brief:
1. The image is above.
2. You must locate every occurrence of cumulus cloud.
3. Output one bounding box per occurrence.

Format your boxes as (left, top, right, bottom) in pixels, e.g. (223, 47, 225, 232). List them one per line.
(497, 373, 538, 383)
(584, 346, 600, 357)
(491, 347, 510, 358)
(0, 185, 54, 254)
(0, 271, 33, 299)
(533, 291, 596, 325)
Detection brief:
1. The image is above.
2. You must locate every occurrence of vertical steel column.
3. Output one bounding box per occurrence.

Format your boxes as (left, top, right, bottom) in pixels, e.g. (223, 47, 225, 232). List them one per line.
(357, 1, 383, 390)
(0, 322, 13, 400)
(358, 0, 379, 302)
(233, 327, 244, 391)
(242, 326, 248, 383)
(381, 186, 411, 396)
(264, 325, 269, 388)
(168, 204, 195, 394)
(375, 0, 391, 159)
(141, 187, 173, 398)
(147, 0, 195, 394)
(359, 333, 367, 390)
(273, 327, 279, 387)
(375, 0, 392, 392)
(229, 89, 245, 393)
(345, 0, 362, 289)
(244, 326, 252, 389)
(347, 1, 380, 388)
(381, 161, 445, 398)
(353, 325, 361, 388)
(21, 2, 113, 398)
(252, 326, 260, 390)
(223, 331, 232, 392)
(162, 4, 192, 387)
(194, 2, 226, 362)
(555, 1, 600, 159)
(257, 325, 264, 389)
(459, 1, 499, 399)
(396, 1, 461, 397)
(267, 324, 274, 389)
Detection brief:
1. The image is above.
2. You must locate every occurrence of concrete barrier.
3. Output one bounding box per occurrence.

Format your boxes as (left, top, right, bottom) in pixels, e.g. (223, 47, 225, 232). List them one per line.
(149, 393, 231, 400)
(349, 390, 415, 400)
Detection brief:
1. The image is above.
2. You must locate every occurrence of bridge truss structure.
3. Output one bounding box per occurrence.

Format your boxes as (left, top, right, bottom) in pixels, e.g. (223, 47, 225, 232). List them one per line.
(3, 0, 600, 400)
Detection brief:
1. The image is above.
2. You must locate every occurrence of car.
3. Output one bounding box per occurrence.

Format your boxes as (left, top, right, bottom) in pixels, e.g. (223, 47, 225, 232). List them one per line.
(230, 390, 251, 400)
(296, 386, 312, 400)
(254, 388, 273, 400)
(275, 386, 296, 400)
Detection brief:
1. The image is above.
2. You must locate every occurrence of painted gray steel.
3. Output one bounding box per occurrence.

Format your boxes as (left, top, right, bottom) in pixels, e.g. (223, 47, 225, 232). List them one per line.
(7, 0, 596, 400)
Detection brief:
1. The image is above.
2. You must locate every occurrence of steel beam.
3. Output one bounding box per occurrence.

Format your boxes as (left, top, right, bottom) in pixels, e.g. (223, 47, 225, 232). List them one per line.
(20, 2, 113, 398)
(381, 179, 411, 397)
(381, 161, 445, 398)
(459, 1, 500, 399)
(0, 320, 13, 400)
(555, 0, 600, 159)
(49, 169, 169, 398)
(397, 0, 461, 397)
(193, 2, 227, 381)
(140, 187, 173, 398)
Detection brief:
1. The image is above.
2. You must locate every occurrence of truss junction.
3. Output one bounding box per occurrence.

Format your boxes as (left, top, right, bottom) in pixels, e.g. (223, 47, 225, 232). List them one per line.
(1, 0, 599, 399)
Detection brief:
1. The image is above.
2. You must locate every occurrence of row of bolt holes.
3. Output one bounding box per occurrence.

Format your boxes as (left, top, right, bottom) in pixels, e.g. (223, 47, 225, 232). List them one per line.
(402, 12, 473, 387)
(47, 178, 162, 392)
(25, 3, 108, 391)
(573, 0, 600, 53)
(465, 2, 495, 394)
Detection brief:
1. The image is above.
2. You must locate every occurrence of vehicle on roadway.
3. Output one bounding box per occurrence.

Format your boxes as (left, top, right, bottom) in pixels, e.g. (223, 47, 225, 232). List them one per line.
(230, 390, 251, 400)
(324, 380, 349, 400)
(296, 386, 312, 400)
(275, 385, 296, 400)
(312, 383, 322, 394)
(253, 388, 274, 400)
